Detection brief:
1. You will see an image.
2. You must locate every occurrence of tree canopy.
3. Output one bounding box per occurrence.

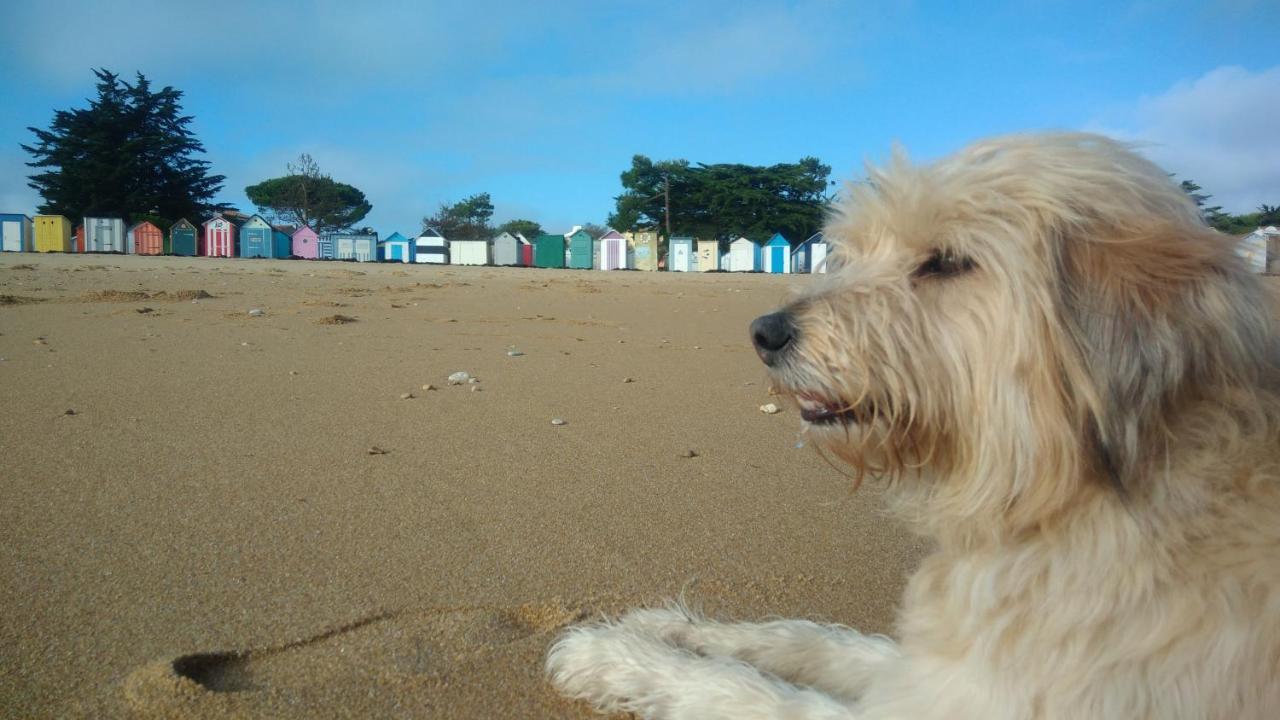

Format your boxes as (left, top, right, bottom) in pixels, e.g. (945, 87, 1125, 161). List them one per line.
(245, 154, 371, 232)
(424, 192, 494, 240)
(496, 218, 543, 238)
(608, 155, 833, 241)
(1178, 178, 1278, 235)
(22, 69, 226, 226)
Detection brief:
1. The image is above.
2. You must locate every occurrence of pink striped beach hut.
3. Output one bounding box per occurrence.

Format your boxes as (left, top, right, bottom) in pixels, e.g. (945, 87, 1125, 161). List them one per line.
(202, 214, 237, 257)
(291, 225, 319, 259)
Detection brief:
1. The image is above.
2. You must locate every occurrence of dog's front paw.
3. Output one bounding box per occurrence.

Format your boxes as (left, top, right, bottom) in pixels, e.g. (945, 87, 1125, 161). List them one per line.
(546, 622, 632, 712)
(546, 620, 688, 715)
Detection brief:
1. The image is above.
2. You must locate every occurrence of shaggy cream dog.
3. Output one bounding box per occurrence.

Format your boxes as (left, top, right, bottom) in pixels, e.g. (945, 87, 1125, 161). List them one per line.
(546, 133, 1280, 719)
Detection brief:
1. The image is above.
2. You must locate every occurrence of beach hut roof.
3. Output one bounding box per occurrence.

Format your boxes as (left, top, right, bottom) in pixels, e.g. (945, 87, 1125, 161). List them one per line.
(793, 232, 824, 254)
(599, 229, 625, 240)
(766, 232, 791, 247)
(172, 218, 196, 229)
(203, 212, 236, 226)
(419, 226, 445, 239)
(384, 231, 408, 243)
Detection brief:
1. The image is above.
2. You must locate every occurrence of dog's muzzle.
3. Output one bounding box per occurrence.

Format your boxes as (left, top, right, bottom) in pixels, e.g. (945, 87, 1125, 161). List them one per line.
(750, 312, 796, 367)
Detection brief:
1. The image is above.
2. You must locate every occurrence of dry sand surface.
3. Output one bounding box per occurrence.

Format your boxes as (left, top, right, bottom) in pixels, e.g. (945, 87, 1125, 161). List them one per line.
(0, 253, 931, 719)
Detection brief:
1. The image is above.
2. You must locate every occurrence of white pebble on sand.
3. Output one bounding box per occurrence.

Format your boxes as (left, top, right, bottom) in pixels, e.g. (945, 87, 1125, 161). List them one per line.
(760, 403, 781, 414)
(448, 371, 471, 385)
(551, 418, 567, 426)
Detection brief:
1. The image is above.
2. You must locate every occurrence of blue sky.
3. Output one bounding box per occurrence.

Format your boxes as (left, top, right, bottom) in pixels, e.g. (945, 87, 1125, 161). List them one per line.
(1, 0, 1277, 234)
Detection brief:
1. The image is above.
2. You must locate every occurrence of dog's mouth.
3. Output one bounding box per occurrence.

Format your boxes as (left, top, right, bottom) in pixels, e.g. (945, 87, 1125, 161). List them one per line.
(796, 392, 876, 425)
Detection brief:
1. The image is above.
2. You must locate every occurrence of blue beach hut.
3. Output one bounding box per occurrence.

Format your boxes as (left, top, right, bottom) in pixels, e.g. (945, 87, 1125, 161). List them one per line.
(762, 232, 791, 274)
(380, 231, 414, 263)
(239, 214, 277, 258)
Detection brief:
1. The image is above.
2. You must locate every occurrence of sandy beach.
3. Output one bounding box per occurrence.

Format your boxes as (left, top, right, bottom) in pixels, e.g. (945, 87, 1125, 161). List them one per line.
(0, 253, 930, 718)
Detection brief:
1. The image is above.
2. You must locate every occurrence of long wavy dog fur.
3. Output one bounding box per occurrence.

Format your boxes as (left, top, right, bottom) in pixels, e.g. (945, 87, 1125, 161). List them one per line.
(546, 133, 1280, 719)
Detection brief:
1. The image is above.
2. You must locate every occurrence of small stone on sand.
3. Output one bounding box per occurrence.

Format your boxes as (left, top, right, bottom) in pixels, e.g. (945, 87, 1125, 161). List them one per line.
(448, 371, 471, 385)
(760, 403, 781, 415)
(248, 308, 264, 317)
(507, 350, 524, 356)
(422, 384, 436, 391)
(400, 392, 414, 400)
(366, 446, 389, 455)
(622, 377, 634, 383)
(680, 449, 699, 458)
(64, 409, 76, 416)
(550, 418, 567, 426)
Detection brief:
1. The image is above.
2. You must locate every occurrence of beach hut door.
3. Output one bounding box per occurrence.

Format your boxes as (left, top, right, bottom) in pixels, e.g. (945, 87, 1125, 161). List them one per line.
(770, 246, 785, 272)
(673, 242, 689, 270)
(607, 241, 620, 269)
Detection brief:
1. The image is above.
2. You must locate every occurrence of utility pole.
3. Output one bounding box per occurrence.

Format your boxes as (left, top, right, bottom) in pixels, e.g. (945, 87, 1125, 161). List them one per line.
(663, 173, 672, 240)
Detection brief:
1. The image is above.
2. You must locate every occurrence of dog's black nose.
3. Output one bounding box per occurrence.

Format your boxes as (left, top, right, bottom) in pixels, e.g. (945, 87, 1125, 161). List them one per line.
(750, 312, 796, 366)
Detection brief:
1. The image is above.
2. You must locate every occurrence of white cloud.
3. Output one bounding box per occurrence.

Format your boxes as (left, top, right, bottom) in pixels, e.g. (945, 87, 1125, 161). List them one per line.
(1090, 65, 1280, 214)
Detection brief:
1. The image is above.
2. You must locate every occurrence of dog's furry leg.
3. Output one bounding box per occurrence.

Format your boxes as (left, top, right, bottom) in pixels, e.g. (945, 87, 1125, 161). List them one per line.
(606, 605, 899, 701)
(547, 619, 857, 720)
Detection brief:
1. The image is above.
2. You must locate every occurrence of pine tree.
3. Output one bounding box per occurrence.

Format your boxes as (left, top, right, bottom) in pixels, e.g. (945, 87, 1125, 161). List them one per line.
(22, 69, 225, 227)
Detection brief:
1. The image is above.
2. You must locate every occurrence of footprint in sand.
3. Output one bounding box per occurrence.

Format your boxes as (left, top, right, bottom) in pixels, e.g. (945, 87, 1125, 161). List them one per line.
(122, 603, 585, 717)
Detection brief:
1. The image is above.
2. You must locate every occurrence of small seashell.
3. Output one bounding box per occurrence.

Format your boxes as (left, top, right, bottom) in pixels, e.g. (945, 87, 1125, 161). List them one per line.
(550, 418, 567, 426)
(468, 377, 480, 384)
(759, 403, 781, 415)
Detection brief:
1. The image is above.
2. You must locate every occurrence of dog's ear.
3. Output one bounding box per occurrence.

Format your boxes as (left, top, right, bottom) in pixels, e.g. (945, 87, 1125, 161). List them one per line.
(1055, 221, 1273, 491)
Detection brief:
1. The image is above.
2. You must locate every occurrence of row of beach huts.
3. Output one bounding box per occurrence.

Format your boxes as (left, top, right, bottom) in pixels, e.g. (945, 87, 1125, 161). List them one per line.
(0, 211, 832, 273)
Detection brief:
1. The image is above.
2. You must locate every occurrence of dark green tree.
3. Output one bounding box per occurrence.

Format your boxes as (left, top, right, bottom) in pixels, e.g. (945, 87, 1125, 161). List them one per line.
(1257, 204, 1280, 226)
(245, 154, 371, 232)
(609, 155, 833, 241)
(424, 192, 494, 239)
(608, 156, 691, 234)
(579, 222, 609, 238)
(496, 218, 543, 238)
(22, 69, 225, 226)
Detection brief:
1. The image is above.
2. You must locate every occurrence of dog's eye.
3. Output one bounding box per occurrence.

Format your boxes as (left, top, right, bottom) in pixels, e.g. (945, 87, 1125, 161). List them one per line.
(913, 249, 975, 279)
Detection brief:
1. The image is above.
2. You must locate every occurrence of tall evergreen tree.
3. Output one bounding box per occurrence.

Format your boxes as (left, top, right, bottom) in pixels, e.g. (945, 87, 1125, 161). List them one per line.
(22, 69, 225, 226)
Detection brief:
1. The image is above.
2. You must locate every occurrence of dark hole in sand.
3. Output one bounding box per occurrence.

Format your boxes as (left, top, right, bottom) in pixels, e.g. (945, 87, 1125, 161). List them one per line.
(172, 651, 256, 692)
